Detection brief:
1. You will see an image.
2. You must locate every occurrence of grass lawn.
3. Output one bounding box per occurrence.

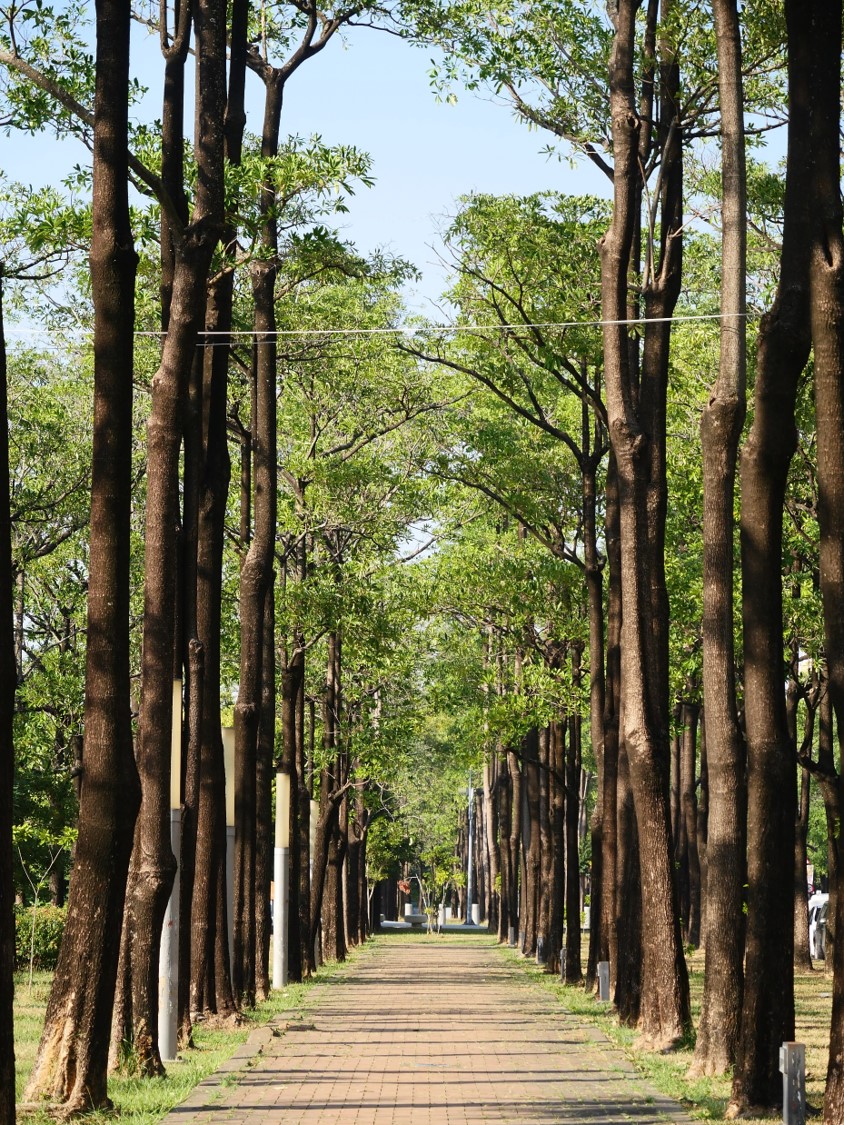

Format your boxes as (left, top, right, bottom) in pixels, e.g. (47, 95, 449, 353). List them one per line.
(13, 952, 343, 1125)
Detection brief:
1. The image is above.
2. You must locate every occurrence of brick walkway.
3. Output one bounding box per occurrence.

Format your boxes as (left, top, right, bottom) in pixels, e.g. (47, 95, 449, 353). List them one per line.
(167, 934, 696, 1124)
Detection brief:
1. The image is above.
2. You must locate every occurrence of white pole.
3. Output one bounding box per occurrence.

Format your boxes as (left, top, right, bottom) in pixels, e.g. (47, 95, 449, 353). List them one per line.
(310, 798, 319, 965)
(466, 773, 475, 924)
(309, 798, 318, 878)
(222, 725, 236, 973)
(158, 807, 181, 1060)
(273, 771, 291, 989)
(159, 679, 182, 1062)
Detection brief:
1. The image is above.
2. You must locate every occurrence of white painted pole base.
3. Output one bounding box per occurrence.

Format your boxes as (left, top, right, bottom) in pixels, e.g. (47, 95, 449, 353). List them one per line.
(158, 808, 181, 1062)
(226, 824, 235, 975)
(273, 846, 289, 989)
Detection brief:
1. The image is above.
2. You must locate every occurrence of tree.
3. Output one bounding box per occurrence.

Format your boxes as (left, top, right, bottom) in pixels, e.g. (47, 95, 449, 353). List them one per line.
(797, 0, 844, 1119)
(600, 0, 690, 1047)
(729, 0, 813, 1108)
(0, 276, 17, 1125)
(112, 0, 228, 1072)
(691, 0, 747, 1077)
(23, 0, 141, 1105)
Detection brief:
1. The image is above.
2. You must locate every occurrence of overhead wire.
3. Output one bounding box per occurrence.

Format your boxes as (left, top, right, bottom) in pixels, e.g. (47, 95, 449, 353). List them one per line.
(3, 309, 756, 347)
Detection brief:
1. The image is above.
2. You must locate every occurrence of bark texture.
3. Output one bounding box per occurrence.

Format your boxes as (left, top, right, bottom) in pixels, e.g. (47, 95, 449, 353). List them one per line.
(23, 0, 140, 1104)
(692, 0, 747, 1076)
(800, 1, 844, 1120)
(0, 280, 17, 1125)
(730, 0, 812, 1107)
(232, 70, 281, 1008)
(122, 0, 226, 1061)
(600, 0, 689, 1046)
(182, 0, 247, 1025)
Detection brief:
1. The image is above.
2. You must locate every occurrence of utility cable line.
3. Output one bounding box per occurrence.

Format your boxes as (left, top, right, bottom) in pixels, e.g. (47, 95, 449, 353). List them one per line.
(3, 309, 756, 345)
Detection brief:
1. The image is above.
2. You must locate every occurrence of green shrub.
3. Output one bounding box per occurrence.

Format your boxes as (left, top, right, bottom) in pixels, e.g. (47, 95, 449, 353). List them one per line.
(14, 903, 67, 970)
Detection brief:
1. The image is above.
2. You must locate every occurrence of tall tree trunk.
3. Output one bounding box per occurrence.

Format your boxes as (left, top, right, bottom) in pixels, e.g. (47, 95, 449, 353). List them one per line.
(670, 708, 682, 855)
(232, 71, 281, 1008)
(281, 638, 305, 981)
(601, 0, 689, 1047)
(124, 0, 226, 1060)
(730, 1, 813, 1108)
(794, 762, 812, 971)
(497, 747, 513, 943)
(189, 321, 237, 1023)
(614, 737, 641, 1025)
(799, 3, 844, 1120)
(178, 637, 203, 1042)
(483, 756, 501, 935)
(507, 747, 522, 946)
(521, 728, 540, 957)
(322, 820, 346, 963)
(345, 787, 366, 948)
(294, 649, 313, 976)
(548, 720, 565, 975)
(681, 703, 701, 947)
(183, 0, 246, 1025)
(583, 427, 606, 987)
(601, 457, 621, 991)
(536, 726, 552, 964)
(0, 281, 17, 1125)
(476, 789, 488, 924)
(23, 0, 140, 1103)
(357, 821, 370, 943)
(696, 715, 709, 949)
(309, 632, 344, 958)
(789, 667, 815, 973)
(692, 0, 747, 1076)
(818, 681, 839, 973)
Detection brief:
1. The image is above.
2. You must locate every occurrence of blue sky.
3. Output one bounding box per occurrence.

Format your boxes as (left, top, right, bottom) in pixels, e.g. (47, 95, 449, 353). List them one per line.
(272, 27, 611, 312)
(3, 16, 612, 318)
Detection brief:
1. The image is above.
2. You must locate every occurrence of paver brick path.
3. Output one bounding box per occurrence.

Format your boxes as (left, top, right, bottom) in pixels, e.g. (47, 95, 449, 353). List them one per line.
(168, 935, 696, 1125)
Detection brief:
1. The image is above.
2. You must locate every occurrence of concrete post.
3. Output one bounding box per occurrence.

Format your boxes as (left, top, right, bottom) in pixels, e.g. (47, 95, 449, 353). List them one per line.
(597, 961, 610, 1001)
(309, 798, 319, 966)
(158, 678, 182, 1061)
(158, 807, 181, 1060)
(466, 774, 475, 924)
(779, 1042, 805, 1125)
(273, 770, 291, 989)
(222, 726, 235, 973)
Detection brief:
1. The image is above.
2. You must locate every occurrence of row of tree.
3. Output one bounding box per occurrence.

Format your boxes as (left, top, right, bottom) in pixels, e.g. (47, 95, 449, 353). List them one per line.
(0, 0, 447, 1117)
(399, 0, 844, 1120)
(4, 2, 844, 1125)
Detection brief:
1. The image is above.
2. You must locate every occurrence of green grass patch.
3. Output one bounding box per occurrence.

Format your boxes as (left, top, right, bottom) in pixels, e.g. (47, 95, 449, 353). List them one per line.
(14, 952, 350, 1124)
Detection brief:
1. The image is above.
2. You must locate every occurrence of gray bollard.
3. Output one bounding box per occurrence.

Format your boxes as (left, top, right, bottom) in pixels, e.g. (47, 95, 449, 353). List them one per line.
(536, 935, 547, 966)
(560, 946, 566, 981)
(597, 960, 610, 1002)
(779, 1042, 806, 1125)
